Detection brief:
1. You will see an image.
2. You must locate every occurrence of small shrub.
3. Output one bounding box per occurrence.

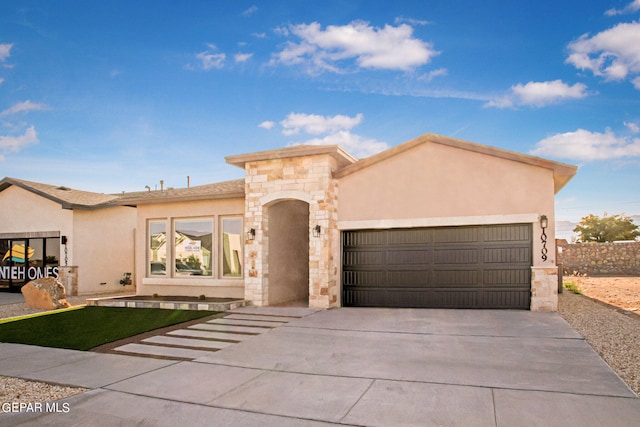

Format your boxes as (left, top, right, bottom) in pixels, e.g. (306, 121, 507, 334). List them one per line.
(563, 282, 582, 294)
(152, 293, 159, 298)
(199, 294, 206, 300)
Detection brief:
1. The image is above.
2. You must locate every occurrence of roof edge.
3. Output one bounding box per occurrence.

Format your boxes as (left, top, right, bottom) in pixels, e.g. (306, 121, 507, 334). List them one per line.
(226, 144, 357, 170)
(117, 191, 246, 206)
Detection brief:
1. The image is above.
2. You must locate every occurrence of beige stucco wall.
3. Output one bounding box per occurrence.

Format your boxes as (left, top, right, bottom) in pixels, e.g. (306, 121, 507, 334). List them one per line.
(0, 186, 73, 238)
(339, 143, 553, 221)
(73, 207, 136, 295)
(135, 197, 245, 298)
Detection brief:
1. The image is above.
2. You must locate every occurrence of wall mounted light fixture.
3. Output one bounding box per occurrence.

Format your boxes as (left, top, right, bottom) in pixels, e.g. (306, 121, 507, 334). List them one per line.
(247, 228, 256, 241)
(540, 215, 548, 261)
(61, 235, 69, 266)
(313, 225, 321, 238)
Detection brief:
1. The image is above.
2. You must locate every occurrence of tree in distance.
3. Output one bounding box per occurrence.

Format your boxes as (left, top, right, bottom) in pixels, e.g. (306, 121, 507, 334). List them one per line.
(573, 213, 640, 242)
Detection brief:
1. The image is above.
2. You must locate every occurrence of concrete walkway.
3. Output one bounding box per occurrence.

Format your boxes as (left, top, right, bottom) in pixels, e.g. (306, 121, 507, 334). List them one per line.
(1, 307, 639, 426)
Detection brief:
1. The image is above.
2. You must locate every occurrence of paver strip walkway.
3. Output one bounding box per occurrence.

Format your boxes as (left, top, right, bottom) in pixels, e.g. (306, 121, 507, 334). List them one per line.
(109, 312, 299, 360)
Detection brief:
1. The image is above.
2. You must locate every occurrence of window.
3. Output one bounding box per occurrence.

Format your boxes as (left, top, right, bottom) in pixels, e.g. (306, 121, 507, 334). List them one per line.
(174, 218, 213, 277)
(0, 237, 61, 289)
(149, 221, 167, 276)
(222, 217, 243, 277)
(147, 216, 242, 279)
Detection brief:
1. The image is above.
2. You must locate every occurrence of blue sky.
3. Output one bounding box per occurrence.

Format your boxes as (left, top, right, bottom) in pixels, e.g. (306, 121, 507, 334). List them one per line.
(1, 1, 640, 223)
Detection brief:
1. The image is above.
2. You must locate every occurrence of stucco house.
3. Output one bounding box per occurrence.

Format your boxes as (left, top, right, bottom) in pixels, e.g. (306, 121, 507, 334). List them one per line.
(0, 177, 136, 295)
(0, 133, 577, 311)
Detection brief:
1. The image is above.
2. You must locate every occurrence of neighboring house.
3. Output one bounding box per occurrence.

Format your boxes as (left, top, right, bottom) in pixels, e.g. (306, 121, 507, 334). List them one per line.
(0, 133, 577, 310)
(0, 177, 137, 295)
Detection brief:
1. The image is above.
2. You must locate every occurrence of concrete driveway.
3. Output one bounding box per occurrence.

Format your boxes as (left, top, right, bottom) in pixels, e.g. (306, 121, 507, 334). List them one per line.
(2, 307, 639, 426)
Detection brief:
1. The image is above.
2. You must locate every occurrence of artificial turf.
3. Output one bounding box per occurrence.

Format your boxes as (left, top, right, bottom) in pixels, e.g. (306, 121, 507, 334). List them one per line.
(0, 306, 214, 351)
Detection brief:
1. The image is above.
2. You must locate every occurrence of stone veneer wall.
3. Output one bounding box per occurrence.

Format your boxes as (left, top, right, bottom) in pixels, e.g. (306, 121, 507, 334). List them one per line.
(558, 241, 640, 276)
(531, 267, 558, 311)
(243, 154, 340, 309)
(58, 266, 78, 296)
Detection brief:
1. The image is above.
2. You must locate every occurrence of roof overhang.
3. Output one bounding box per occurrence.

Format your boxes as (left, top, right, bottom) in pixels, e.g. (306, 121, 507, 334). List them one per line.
(226, 144, 357, 170)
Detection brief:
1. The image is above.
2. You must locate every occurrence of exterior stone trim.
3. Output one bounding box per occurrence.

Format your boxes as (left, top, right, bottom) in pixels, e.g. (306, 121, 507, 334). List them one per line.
(243, 154, 340, 309)
(58, 266, 79, 296)
(531, 266, 558, 311)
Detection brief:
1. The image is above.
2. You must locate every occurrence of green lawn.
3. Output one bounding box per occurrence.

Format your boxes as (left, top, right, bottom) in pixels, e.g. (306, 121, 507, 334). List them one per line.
(0, 306, 215, 351)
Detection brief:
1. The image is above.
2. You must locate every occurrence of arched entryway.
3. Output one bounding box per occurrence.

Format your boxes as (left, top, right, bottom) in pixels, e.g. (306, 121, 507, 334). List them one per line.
(266, 199, 310, 306)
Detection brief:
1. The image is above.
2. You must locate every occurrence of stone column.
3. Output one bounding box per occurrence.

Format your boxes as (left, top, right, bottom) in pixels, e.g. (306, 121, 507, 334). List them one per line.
(58, 266, 79, 296)
(242, 154, 340, 309)
(530, 266, 558, 311)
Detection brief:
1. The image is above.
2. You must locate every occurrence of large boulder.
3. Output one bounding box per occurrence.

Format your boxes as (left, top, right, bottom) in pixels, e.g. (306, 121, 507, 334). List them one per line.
(21, 277, 71, 310)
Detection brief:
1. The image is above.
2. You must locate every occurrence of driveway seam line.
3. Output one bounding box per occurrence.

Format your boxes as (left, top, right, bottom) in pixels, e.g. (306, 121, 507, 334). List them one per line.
(280, 324, 585, 340)
(97, 387, 355, 426)
(189, 360, 638, 399)
(338, 377, 376, 424)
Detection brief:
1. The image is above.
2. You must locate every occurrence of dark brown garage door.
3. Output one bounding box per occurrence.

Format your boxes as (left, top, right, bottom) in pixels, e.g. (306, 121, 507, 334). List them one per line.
(342, 224, 532, 309)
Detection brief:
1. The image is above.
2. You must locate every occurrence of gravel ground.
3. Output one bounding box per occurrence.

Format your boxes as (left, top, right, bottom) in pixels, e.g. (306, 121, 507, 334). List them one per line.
(0, 289, 638, 407)
(558, 290, 640, 396)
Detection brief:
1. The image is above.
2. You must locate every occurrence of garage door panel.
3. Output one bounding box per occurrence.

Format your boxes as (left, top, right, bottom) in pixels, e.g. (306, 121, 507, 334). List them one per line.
(387, 270, 431, 286)
(432, 270, 478, 285)
(484, 224, 531, 242)
(387, 249, 432, 264)
(342, 224, 532, 309)
(484, 269, 530, 285)
(343, 230, 386, 246)
(434, 248, 479, 264)
(483, 247, 531, 263)
(343, 270, 385, 286)
(343, 250, 384, 266)
(482, 289, 531, 308)
(434, 290, 478, 307)
(433, 227, 479, 243)
(386, 228, 433, 245)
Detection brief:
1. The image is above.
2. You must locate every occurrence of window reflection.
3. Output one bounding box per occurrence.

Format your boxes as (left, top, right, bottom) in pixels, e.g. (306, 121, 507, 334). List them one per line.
(149, 221, 167, 276)
(222, 217, 242, 277)
(174, 219, 213, 276)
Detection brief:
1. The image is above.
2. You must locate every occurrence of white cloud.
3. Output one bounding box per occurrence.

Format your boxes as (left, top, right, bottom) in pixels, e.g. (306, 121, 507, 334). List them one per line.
(258, 121, 275, 130)
(605, 0, 640, 16)
(0, 78, 4, 85)
(234, 53, 253, 63)
(0, 100, 48, 116)
(242, 6, 258, 16)
(530, 128, 640, 161)
(292, 130, 388, 158)
(0, 43, 12, 62)
(196, 50, 226, 70)
(394, 17, 431, 26)
(418, 67, 448, 81)
(0, 126, 38, 160)
(485, 80, 588, 108)
(280, 112, 363, 135)
(264, 112, 387, 158)
(566, 22, 640, 88)
(625, 121, 640, 133)
(272, 21, 438, 73)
